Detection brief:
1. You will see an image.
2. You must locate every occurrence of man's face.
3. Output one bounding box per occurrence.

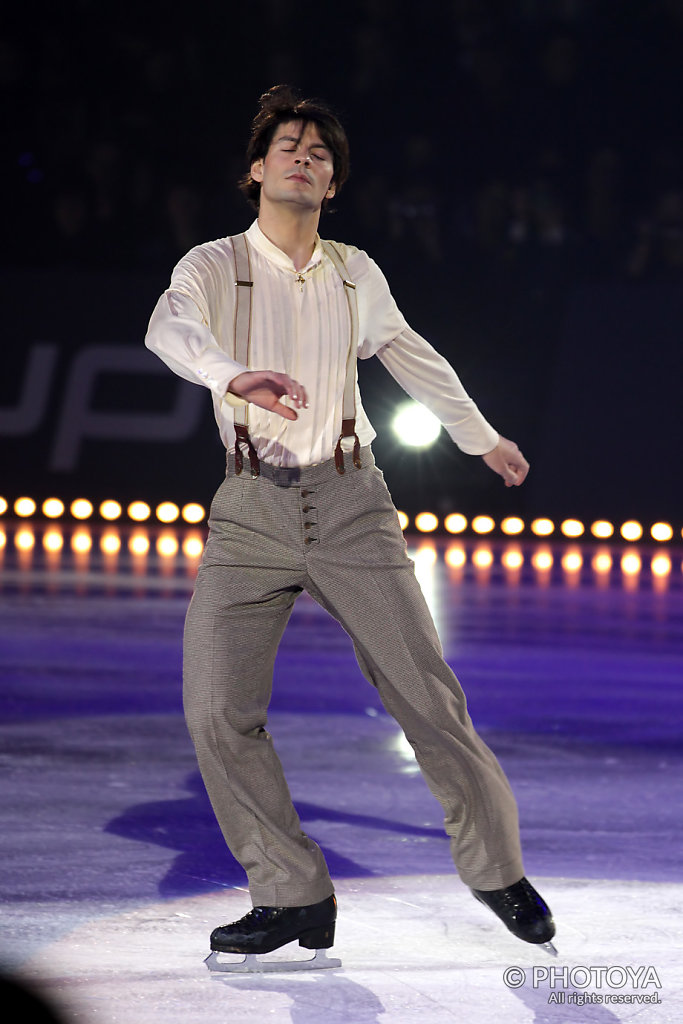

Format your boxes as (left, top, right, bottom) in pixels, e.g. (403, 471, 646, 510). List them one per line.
(250, 120, 336, 213)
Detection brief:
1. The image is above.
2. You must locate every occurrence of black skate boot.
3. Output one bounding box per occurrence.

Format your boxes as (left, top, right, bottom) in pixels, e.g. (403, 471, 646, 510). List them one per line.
(205, 895, 340, 973)
(471, 877, 557, 955)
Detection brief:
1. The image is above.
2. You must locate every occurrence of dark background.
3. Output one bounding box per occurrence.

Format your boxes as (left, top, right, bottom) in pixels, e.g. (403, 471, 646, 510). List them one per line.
(2, 0, 681, 522)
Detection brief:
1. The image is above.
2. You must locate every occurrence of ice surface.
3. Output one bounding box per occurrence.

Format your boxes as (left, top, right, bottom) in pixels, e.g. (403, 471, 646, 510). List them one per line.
(2, 529, 682, 1022)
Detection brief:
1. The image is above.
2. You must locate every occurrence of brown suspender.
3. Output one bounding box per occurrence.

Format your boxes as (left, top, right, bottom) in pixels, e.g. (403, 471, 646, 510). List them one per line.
(230, 235, 260, 477)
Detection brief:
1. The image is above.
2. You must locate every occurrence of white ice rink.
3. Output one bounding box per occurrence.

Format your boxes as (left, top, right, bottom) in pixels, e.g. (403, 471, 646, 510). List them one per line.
(18, 875, 683, 1023)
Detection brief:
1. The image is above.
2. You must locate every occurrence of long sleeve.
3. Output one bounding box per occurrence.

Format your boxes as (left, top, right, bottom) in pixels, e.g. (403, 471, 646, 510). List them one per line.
(145, 241, 248, 405)
(375, 327, 499, 455)
(348, 251, 499, 456)
(145, 291, 247, 401)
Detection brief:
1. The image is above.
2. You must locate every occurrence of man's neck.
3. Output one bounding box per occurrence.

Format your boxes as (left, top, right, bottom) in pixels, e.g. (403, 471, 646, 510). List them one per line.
(257, 203, 321, 271)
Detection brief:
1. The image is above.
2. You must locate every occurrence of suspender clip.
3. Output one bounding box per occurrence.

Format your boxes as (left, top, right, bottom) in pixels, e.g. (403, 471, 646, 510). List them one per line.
(234, 424, 260, 477)
(334, 420, 362, 475)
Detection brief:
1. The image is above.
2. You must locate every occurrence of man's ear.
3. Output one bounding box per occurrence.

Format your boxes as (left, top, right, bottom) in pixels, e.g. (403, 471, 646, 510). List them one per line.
(326, 181, 336, 198)
(251, 158, 264, 183)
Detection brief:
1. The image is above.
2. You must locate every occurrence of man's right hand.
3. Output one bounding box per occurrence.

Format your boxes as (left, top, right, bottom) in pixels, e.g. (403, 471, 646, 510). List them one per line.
(227, 371, 309, 421)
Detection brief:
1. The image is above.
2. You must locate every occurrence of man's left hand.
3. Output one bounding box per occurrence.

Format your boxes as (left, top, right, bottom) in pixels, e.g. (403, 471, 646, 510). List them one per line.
(482, 436, 529, 487)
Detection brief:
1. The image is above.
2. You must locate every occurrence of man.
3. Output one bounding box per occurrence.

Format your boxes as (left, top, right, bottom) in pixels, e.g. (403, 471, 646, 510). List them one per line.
(145, 85, 556, 969)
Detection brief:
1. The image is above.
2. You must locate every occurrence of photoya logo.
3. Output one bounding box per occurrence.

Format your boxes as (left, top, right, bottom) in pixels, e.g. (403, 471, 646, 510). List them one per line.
(503, 964, 663, 1007)
(1, 344, 205, 472)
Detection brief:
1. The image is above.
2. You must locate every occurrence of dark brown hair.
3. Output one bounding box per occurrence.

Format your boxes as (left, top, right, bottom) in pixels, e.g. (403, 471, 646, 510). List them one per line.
(239, 85, 350, 210)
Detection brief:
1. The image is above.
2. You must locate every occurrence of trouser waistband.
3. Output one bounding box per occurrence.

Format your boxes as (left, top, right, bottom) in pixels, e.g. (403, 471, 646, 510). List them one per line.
(226, 446, 374, 487)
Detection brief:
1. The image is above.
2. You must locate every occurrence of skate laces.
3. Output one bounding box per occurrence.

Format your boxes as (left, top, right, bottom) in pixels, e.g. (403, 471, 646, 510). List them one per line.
(501, 879, 545, 916)
(238, 906, 280, 925)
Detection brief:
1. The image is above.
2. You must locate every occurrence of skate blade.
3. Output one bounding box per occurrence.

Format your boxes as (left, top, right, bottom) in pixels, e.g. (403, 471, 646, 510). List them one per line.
(205, 948, 342, 974)
(540, 941, 558, 957)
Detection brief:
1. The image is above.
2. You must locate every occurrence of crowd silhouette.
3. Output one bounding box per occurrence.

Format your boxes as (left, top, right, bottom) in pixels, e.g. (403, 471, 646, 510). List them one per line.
(3, 0, 680, 286)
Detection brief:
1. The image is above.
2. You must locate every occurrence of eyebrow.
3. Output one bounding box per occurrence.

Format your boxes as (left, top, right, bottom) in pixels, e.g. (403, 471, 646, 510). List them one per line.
(275, 134, 331, 151)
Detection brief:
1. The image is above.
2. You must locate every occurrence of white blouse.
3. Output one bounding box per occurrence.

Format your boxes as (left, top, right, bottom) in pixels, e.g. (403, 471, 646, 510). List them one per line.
(145, 220, 499, 467)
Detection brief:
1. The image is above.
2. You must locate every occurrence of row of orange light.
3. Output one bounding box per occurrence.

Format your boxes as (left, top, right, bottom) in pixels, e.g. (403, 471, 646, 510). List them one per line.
(1, 497, 678, 545)
(4, 527, 204, 559)
(1, 497, 206, 524)
(3, 526, 677, 579)
(404, 512, 677, 543)
(437, 544, 675, 578)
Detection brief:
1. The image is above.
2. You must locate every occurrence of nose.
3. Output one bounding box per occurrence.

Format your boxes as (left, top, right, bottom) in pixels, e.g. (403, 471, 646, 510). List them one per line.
(295, 155, 311, 164)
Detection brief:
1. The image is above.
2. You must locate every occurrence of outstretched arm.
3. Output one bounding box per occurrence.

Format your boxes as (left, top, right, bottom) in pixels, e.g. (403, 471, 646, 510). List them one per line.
(228, 370, 309, 421)
(482, 436, 530, 487)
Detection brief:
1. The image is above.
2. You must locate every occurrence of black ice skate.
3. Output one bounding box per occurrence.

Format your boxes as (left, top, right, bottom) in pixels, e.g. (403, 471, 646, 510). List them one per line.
(204, 894, 341, 973)
(471, 877, 558, 956)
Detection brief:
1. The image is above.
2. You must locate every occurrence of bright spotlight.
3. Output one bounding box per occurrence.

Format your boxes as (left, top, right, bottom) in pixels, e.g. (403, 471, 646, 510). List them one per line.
(592, 552, 612, 574)
(445, 544, 466, 569)
(42, 498, 65, 519)
(43, 530, 64, 553)
(129, 533, 150, 556)
(472, 515, 495, 535)
(181, 503, 205, 524)
(415, 512, 438, 533)
(620, 521, 643, 542)
(100, 500, 122, 521)
(531, 518, 554, 537)
(532, 549, 553, 571)
(70, 499, 93, 520)
(156, 502, 180, 524)
(157, 534, 179, 557)
(397, 511, 409, 531)
(182, 536, 204, 559)
(71, 530, 92, 554)
(472, 546, 494, 569)
(444, 513, 467, 534)
(501, 517, 524, 536)
(561, 550, 583, 573)
(651, 522, 673, 543)
(502, 548, 523, 570)
(101, 532, 121, 555)
(591, 520, 614, 539)
(128, 501, 151, 522)
(414, 544, 437, 567)
(621, 552, 641, 575)
(652, 554, 671, 577)
(392, 402, 441, 448)
(561, 519, 584, 538)
(15, 529, 35, 551)
(14, 497, 36, 517)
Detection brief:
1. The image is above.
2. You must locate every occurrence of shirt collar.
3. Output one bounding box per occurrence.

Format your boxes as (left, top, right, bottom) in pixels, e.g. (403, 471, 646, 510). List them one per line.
(245, 220, 324, 274)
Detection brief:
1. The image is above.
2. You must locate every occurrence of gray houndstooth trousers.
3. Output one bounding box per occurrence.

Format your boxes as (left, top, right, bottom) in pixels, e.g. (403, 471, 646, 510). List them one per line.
(183, 446, 525, 907)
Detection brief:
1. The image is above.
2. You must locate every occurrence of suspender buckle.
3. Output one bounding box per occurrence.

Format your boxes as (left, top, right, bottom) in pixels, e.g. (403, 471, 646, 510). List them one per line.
(234, 425, 260, 477)
(334, 419, 362, 475)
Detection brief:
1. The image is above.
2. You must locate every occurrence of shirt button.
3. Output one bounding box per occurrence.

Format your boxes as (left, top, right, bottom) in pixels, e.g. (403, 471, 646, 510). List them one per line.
(304, 521, 313, 529)
(304, 537, 314, 545)
(301, 489, 310, 497)
(302, 505, 310, 513)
